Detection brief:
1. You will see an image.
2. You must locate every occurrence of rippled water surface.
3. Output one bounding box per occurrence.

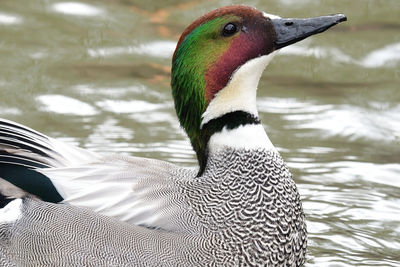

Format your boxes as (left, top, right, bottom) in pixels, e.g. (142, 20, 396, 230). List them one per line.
(1, 0, 399, 266)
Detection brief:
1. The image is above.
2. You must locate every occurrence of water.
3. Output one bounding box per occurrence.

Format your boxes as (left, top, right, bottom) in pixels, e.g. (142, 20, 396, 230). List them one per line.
(0, 0, 399, 265)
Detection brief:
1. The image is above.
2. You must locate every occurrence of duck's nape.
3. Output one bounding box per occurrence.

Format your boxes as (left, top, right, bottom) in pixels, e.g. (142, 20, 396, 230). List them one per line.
(170, 5, 347, 175)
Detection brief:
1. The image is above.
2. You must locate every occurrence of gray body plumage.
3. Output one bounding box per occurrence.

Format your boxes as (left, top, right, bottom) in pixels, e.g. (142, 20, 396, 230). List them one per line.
(0, 148, 306, 266)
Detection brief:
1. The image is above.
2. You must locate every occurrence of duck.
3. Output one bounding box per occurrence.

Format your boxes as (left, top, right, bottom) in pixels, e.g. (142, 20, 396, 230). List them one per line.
(0, 5, 346, 266)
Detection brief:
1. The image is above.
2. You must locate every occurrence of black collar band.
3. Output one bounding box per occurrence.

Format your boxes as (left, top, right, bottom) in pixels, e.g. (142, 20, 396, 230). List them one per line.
(197, 111, 261, 176)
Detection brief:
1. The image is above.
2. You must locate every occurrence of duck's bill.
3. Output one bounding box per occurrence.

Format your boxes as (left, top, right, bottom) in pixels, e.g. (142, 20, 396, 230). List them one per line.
(272, 14, 347, 50)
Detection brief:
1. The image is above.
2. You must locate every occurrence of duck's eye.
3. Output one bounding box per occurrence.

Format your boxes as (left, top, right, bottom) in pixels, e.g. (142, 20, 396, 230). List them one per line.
(222, 23, 238, 37)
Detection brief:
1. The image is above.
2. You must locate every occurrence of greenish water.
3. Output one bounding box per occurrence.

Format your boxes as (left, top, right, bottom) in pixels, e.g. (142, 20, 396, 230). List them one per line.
(0, 0, 399, 265)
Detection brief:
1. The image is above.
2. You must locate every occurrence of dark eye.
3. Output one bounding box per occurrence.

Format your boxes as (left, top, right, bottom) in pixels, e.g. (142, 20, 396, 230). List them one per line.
(222, 23, 238, 37)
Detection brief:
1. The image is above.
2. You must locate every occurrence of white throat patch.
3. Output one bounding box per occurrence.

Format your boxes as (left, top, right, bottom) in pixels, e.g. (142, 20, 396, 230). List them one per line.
(201, 52, 277, 127)
(208, 124, 276, 152)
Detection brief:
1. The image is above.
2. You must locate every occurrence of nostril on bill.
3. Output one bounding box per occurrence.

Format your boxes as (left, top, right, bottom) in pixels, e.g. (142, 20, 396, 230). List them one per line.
(285, 21, 294, 26)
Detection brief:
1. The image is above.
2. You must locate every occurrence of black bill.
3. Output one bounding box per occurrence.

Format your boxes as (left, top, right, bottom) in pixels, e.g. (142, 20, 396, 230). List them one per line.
(271, 14, 347, 49)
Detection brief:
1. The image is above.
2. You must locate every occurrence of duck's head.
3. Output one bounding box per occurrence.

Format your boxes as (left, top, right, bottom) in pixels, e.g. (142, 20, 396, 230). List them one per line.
(171, 5, 346, 174)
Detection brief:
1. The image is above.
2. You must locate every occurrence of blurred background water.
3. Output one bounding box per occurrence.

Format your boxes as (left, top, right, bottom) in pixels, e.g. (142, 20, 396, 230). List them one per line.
(0, 0, 399, 266)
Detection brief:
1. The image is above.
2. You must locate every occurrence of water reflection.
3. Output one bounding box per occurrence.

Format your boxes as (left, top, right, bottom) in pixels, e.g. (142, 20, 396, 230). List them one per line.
(0, 13, 22, 25)
(281, 43, 354, 64)
(88, 41, 176, 59)
(361, 42, 400, 68)
(0, 107, 21, 115)
(52, 2, 103, 16)
(86, 118, 134, 150)
(37, 95, 98, 116)
(258, 97, 400, 143)
(282, 42, 400, 68)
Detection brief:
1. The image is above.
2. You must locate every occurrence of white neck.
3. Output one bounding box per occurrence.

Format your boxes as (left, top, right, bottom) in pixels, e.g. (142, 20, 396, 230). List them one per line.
(201, 52, 276, 127)
(208, 124, 276, 153)
(201, 53, 277, 152)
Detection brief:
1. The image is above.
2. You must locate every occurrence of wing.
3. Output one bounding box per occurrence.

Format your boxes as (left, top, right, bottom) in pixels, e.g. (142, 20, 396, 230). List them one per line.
(0, 118, 198, 231)
(0, 118, 97, 168)
(39, 155, 197, 231)
(0, 118, 99, 202)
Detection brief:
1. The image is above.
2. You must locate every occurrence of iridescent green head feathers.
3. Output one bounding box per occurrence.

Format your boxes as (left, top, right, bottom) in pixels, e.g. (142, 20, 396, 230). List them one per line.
(171, 6, 275, 171)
